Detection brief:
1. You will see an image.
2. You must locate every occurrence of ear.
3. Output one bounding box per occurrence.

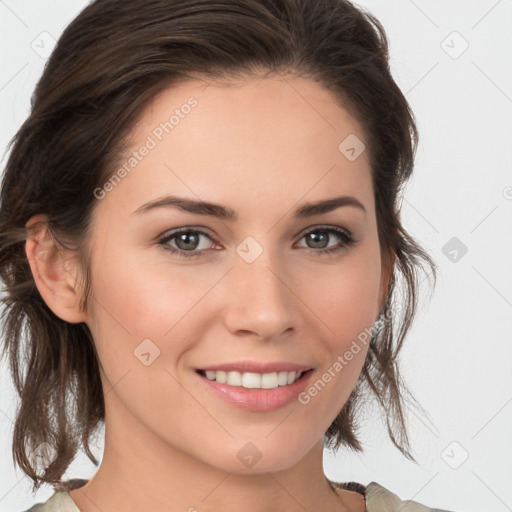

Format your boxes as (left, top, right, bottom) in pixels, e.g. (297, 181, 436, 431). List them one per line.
(24, 214, 89, 324)
(378, 246, 395, 313)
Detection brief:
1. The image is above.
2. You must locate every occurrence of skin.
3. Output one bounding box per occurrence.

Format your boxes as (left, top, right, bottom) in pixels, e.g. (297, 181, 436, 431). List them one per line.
(25, 73, 393, 512)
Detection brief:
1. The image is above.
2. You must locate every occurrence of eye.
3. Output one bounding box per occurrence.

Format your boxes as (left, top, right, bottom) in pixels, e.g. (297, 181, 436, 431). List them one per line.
(295, 226, 356, 256)
(158, 228, 219, 258)
(158, 225, 356, 259)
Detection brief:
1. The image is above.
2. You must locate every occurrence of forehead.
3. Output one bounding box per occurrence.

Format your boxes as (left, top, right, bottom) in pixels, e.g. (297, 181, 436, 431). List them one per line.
(100, 74, 374, 220)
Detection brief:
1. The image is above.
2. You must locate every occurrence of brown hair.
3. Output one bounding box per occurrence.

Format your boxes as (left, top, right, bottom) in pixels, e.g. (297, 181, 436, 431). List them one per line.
(0, 0, 436, 492)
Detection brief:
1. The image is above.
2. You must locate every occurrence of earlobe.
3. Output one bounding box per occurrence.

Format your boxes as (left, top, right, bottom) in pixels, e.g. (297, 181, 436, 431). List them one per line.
(24, 214, 88, 324)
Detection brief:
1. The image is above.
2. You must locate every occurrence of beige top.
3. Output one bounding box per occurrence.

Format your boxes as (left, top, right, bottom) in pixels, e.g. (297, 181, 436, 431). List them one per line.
(21, 478, 455, 511)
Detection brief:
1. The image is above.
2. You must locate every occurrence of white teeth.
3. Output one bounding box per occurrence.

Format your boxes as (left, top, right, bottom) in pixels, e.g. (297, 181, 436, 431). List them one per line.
(226, 371, 242, 386)
(277, 371, 288, 386)
(203, 369, 303, 389)
(242, 372, 261, 388)
(261, 372, 278, 389)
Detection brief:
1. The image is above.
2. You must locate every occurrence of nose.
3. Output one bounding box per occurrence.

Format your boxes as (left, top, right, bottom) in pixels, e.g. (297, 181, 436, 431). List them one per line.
(222, 245, 297, 341)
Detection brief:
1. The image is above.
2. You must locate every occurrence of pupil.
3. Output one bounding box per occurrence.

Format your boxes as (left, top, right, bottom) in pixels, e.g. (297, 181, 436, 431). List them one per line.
(308, 232, 327, 249)
(177, 232, 198, 250)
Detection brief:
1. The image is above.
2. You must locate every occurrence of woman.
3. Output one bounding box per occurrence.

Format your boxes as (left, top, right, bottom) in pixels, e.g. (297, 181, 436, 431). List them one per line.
(0, 0, 456, 511)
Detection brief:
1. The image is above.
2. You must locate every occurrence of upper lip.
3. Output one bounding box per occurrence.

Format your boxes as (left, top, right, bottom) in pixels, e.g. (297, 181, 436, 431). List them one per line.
(197, 361, 313, 374)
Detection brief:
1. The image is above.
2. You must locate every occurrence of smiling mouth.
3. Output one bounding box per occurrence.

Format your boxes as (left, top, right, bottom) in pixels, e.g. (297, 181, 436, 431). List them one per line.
(196, 369, 312, 390)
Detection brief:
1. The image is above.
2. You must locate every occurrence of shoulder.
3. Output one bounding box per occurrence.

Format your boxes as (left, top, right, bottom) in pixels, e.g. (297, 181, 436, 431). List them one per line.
(365, 481, 456, 511)
(19, 479, 88, 512)
(20, 492, 80, 512)
(332, 480, 457, 511)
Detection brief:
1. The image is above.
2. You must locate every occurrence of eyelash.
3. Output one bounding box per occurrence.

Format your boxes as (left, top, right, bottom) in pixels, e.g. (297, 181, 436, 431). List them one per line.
(157, 226, 356, 259)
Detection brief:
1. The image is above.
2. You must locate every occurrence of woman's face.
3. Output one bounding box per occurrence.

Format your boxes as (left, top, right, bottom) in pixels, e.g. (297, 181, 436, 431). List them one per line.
(82, 74, 390, 473)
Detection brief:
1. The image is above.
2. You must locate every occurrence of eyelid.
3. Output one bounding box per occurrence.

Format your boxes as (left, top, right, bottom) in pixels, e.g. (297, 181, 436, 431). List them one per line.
(158, 224, 354, 244)
(157, 225, 217, 240)
(297, 223, 354, 239)
(158, 227, 220, 248)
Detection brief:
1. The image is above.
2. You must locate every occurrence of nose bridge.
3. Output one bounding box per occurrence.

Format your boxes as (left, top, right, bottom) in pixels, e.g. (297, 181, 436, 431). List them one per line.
(224, 237, 295, 338)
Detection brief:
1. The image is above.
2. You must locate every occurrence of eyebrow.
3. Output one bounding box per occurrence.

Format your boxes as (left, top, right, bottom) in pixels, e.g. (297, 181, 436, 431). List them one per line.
(132, 194, 366, 219)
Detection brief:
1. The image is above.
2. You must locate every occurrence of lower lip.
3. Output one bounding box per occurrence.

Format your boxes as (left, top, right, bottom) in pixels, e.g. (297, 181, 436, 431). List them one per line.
(195, 370, 314, 412)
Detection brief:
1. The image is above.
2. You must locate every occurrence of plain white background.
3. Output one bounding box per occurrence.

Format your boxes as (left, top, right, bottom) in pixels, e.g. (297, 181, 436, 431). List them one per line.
(0, 1, 511, 511)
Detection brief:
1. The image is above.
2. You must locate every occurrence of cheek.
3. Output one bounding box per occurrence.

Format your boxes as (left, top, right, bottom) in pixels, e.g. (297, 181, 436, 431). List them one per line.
(89, 243, 220, 337)
(85, 249, 208, 424)
(294, 247, 381, 412)
(86, 244, 229, 383)
(304, 250, 382, 344)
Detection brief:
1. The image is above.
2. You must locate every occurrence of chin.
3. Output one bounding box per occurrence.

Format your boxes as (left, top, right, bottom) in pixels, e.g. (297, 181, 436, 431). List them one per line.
(200, 438, 311, 474)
